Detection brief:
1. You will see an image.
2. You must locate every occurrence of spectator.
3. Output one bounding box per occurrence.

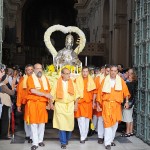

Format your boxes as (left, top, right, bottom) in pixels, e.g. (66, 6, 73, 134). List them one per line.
(0, 73, 15, 139)
(121, 69, 137, 137)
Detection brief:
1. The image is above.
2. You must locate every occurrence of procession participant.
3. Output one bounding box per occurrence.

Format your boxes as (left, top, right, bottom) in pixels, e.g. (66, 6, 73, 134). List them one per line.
(92, 64, 110, 143)
(97, 65, 130, 150)
(75, 66, 96, 143)
(25, 63, 52, 150)
(50, 68, 78, 149)
(16, 64, 33, 142)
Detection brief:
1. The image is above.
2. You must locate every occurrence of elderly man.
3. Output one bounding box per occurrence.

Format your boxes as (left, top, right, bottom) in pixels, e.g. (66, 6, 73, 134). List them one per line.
(16, 64, 34, 143)
(50, 68, 77, 149)
(25, 63, 52, 150)
(75, 66, 96, 143)
(97, 65, 130, 150)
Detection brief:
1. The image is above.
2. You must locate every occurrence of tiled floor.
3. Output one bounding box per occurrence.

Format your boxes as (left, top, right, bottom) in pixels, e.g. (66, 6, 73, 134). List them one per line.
(0, 129, 149, 150)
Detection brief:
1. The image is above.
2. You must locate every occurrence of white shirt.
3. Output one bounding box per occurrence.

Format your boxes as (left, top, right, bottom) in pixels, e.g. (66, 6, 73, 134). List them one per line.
(110, 79, 116, 88)
(62, 80, 68, 91)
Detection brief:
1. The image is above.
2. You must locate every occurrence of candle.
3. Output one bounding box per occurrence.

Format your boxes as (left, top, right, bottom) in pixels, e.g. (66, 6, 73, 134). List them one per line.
(85, 56, 87, 66)
(81, 62, 82, 70)
(76, 65, 78, 74)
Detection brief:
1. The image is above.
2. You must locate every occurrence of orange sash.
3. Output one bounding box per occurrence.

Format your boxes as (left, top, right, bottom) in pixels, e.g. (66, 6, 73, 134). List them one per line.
(56, 77, 74, 99)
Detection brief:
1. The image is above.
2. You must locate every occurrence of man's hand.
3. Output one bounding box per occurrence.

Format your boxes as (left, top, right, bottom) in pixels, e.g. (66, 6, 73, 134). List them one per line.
(50, 103, 54, 110)
(74, 102, 78, 112)
(17, 106, 22, 112)
(46, 103, 51, 110)
(124, 102, 129, 109)
(97, 102, 102, 112)
(92, 101, 96, 109)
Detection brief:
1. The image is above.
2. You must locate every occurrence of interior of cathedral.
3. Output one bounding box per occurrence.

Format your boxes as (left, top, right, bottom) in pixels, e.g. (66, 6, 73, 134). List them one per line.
(0, 0, 150, 146)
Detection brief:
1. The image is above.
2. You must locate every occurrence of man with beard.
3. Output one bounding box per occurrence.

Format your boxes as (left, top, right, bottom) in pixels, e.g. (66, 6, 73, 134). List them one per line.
(17, 64, 34, 143)
(25, 63, 52, 150)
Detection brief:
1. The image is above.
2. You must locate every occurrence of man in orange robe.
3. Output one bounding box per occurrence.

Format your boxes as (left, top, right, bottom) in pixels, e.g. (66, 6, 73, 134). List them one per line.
(92, 65, 110, 144)
(97, 65, 130, 150)
(25, 63, 52, 150)
(16, 64, 33, 142)
(75, 66, 96, 143)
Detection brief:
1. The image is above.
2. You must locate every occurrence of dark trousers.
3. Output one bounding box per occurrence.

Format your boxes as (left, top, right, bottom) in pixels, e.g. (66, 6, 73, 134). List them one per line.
(59, 130, 72, 145)
(0, 105, 9, 138)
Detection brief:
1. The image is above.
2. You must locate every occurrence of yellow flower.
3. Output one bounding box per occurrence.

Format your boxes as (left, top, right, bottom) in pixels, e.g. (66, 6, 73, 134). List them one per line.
(70, 66, 75, 73)
(46, 64, 55, 72)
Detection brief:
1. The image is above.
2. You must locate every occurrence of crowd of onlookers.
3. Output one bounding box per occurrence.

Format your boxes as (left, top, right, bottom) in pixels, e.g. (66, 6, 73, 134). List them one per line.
(0, 64, 23, 139)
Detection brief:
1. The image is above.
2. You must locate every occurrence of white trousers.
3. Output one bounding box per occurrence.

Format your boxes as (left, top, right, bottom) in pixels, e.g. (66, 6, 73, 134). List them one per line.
(104, 122, 118, 146)
(77, 117, 90, 141)
(98, 116, 104, 138)
(24, 121, 32, 139)
(31, 123, 45, 146)
(92, 115, 98, 131)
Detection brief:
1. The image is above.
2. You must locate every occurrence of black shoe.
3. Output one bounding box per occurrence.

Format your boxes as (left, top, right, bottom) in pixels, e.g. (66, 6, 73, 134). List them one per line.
(98, 138, 104, 144)
(80, 140, 85, 144)
(88, 130, 95, 137)
(28, 139, 33, 143)
(31, 145, 38, 150)
(25, 136, 30, 140)
(61, 144, 66, 149)
(111, 142, 116, 146)
(38, 142, 45, 147)
(105, 145, 111, 150)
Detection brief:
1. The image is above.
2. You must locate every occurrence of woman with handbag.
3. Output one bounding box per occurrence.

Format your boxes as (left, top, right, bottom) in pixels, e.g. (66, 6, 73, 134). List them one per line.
(121, 69, 137, 137)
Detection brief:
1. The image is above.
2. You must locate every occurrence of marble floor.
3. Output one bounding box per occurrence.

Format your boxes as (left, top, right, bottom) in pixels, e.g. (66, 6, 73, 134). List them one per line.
(0, 129, 149, 150)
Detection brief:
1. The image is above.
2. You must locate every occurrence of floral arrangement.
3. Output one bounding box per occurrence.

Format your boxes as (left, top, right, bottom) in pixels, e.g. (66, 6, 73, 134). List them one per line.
(44, 64, 82, 86)
(44, 24, 86, 57)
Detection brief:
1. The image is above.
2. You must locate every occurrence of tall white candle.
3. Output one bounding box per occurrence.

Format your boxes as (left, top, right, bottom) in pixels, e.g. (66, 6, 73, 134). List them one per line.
(85, 56, 87, 66)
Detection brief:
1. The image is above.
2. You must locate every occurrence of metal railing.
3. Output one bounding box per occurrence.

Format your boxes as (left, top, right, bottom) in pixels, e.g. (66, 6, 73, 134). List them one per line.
(133, 0, 150, 145)
(0, 0, 3, 63)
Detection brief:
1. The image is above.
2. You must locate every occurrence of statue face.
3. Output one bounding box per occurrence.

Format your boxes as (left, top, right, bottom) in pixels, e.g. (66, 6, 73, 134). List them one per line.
(65, 34, 74, 48)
